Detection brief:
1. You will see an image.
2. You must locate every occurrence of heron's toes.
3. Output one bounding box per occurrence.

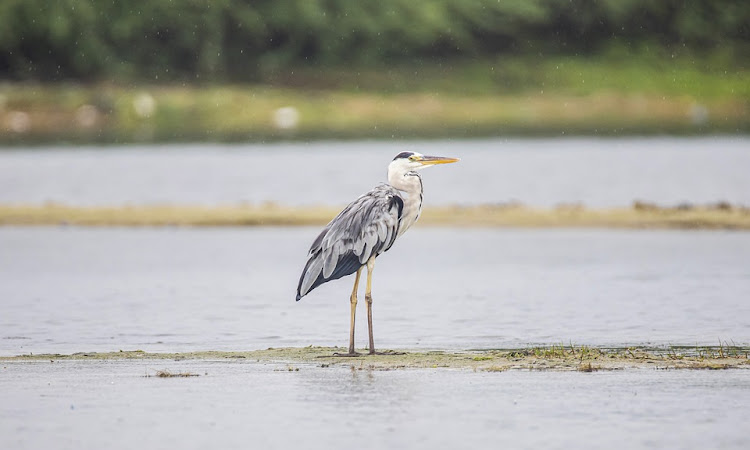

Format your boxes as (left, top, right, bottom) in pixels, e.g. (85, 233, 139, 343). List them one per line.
(332, 351, 362, 357)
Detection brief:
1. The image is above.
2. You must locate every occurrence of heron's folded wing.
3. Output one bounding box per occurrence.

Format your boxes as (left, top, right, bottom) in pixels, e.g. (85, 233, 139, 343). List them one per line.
(321, 184, 403, 265)
(297, 185, 403, 299)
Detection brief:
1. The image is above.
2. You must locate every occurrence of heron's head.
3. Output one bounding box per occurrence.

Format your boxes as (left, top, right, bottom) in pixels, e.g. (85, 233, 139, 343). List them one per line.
(388, 151, 459, 177)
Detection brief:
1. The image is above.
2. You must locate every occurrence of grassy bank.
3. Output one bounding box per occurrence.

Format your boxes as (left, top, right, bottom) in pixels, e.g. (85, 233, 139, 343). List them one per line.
(1, 203, 749, 229)
(4, 346, 748, 371)
(1, 56, 748, 144)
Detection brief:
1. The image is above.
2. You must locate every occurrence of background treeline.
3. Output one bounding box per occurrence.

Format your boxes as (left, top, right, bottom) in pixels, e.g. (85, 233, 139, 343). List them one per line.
(1, 0, 748, 82)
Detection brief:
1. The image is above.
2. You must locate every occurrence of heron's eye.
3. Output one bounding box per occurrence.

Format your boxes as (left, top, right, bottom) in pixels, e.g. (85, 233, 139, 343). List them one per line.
(408, 155, 417, 161)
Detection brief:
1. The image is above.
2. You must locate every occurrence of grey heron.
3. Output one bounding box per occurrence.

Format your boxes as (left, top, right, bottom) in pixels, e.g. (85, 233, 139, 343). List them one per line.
(295, 151, 459, 356)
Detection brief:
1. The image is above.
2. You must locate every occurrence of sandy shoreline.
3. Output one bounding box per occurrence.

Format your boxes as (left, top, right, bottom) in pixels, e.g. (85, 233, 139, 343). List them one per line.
(4, 346, 748, 372)
(2, 203, 749, 229)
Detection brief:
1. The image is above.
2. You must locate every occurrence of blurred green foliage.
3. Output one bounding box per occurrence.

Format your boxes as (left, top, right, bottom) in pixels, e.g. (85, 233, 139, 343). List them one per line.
(0, 0, 747, 82)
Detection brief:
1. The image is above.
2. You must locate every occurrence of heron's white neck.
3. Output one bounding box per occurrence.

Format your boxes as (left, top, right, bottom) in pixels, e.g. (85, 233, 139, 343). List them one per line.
(388, 167, 423, 236)
(388, 169, 422, 195)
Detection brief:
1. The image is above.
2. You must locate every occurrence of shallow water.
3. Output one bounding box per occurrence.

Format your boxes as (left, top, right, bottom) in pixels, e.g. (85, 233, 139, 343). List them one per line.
(4, 138, 749, 450)
(1, 226, 748, 356)
(1, 137, 749, 207)
(1, 360, 748, 450)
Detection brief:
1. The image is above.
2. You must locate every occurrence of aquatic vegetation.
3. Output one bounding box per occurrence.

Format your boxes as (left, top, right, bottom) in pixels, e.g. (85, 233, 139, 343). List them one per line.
(6, 345, 747, 372)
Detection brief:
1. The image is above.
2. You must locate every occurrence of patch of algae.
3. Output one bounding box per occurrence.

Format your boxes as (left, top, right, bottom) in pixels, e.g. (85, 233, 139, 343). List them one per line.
(3, 346, 749, 372)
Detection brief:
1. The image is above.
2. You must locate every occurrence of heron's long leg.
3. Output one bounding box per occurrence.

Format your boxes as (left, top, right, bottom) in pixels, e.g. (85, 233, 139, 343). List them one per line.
(365, 258, 376, 354)
(365, 257, 404, 356)
(348, 267, 363, 354)
(334, 267, 362, 357)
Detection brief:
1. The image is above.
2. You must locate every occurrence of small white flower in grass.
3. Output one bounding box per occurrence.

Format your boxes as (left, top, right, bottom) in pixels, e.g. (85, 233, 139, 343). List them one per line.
(7, 111, 31, 133)
(133, 93, 156, 118)
(273, 106, 300, 130)
(75, 104, 99, 128)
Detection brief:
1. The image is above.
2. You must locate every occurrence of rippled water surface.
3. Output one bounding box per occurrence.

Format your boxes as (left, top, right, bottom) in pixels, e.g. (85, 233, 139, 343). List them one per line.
(1, 137, 749, 207)
(2, 360, 748, 450)
(2, 226, 748, 356)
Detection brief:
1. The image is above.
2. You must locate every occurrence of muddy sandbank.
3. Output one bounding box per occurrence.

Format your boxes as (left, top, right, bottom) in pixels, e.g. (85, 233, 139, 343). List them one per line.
(4, 346, 748, 372)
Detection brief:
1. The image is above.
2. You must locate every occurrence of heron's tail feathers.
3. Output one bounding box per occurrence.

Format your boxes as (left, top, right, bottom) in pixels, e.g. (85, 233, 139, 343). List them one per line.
(296, 249, 323, 301)
(296, 250, 362, 301)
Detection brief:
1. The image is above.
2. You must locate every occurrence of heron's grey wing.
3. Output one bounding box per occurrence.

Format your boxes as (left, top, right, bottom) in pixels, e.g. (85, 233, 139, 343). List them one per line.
(296, 185, 404, 301)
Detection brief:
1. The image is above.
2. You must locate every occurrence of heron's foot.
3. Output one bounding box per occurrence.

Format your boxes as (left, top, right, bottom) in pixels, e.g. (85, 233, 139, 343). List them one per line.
(368, 349, 406, 356)
(332, 351, 362, 357)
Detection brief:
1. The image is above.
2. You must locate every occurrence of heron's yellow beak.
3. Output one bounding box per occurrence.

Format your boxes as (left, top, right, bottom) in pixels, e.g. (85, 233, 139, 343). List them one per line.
(418, 155, 460, 166)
